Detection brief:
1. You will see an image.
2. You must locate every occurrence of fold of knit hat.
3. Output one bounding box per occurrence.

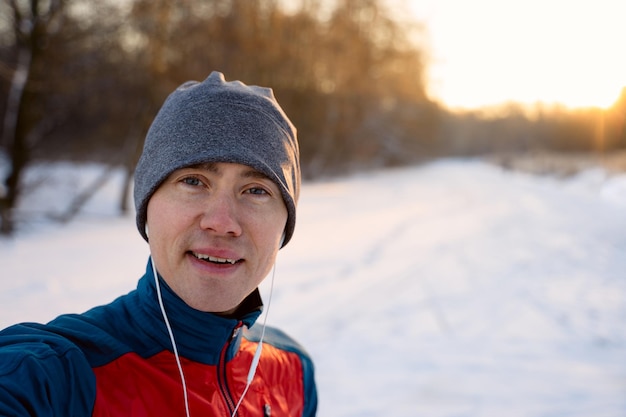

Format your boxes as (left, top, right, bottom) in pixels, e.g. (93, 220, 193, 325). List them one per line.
(133, 71, 300, 247)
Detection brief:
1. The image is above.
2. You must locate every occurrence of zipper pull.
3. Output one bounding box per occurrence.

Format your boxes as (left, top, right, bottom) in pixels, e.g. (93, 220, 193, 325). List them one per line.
(263, 404, 271, 417)
(232, 321, 244, 339)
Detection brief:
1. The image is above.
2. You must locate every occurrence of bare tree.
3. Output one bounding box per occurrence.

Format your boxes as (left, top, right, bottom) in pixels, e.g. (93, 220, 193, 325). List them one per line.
(0, 0, 66, 234)
(0, 0, 128, 233)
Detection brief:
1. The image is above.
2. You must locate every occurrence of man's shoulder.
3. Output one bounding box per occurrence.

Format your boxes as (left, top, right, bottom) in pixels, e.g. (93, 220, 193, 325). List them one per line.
(243, 324, 318, 416)
(0, 291, 142, 368)
(244, 324, 312, 360)
(0, 312, 127, 367)
(0, 321, 85, 364)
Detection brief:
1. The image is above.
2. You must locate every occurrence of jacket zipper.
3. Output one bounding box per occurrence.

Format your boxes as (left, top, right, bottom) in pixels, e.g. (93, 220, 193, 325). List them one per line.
(217, 321, 243, 416)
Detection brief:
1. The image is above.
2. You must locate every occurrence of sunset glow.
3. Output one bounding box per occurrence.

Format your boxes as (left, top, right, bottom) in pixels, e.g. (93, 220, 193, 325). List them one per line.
(395, 0, 626, 109)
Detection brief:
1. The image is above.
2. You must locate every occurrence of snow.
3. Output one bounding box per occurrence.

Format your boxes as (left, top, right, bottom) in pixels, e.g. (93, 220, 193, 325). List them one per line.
(1, 159, 625, 416)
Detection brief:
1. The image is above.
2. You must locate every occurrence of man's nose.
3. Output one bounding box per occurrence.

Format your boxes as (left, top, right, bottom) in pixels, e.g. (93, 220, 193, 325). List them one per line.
(198, 193, 243, 237)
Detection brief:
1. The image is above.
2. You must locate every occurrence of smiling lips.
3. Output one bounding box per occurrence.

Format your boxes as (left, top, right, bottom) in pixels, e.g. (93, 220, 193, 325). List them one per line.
(190, 251, 241, 265)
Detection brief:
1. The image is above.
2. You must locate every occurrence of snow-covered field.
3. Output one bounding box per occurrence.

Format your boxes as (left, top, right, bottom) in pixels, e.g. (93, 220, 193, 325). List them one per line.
(1, 159, 626, 417)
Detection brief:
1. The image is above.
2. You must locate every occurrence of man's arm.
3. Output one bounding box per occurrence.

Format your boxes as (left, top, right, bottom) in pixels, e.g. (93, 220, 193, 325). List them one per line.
(0, 324, 96, 416)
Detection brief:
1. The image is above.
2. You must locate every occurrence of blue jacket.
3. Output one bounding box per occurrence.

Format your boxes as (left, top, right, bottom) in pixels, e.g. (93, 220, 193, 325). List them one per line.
(0, 260, 317, 416)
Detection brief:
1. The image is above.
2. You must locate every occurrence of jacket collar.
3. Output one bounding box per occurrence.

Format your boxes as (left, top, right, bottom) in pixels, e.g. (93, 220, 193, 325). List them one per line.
(137, 259, 263, 364)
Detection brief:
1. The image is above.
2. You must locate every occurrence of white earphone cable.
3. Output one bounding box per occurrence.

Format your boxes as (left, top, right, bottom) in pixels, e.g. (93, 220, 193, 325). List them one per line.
(152, 258, 191, 417)
(230, 262, 276, 417)
(151, 257, 276, 417)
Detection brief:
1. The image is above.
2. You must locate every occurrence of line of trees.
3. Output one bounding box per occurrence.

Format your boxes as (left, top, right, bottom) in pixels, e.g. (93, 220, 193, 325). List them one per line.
(0, 0, 437, 234)
(441, 96, 626, 156)
(1, 0, 625, 235)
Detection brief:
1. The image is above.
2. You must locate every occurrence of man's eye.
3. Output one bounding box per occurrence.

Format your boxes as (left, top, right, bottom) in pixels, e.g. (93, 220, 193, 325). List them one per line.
(181, 177, 202, 186)
(247, 187, 268, 195)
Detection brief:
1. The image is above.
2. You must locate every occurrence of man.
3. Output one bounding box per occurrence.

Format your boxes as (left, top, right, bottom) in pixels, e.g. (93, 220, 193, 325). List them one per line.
(0, 72, 317, 416)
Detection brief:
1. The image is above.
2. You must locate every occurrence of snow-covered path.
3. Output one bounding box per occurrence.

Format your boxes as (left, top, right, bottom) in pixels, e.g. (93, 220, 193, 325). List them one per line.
(276, 160, 626, 416)
(1, 159, 625, 416)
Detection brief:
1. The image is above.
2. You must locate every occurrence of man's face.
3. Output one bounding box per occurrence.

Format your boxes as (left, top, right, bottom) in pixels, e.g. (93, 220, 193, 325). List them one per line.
(146, 162, 288, 314)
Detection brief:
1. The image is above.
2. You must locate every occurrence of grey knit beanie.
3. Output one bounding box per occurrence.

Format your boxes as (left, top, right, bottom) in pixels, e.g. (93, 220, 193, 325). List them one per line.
(134, 71, 300, 247)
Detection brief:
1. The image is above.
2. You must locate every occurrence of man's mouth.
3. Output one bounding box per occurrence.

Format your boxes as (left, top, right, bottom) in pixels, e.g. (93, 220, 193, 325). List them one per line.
(190, 251, 241, 265)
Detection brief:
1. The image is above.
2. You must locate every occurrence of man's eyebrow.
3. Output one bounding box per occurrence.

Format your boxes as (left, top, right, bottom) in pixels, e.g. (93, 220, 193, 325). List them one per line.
(190, 162, 220, 173)
(241, 169, 272, 181)
(189, 162, 271, 181)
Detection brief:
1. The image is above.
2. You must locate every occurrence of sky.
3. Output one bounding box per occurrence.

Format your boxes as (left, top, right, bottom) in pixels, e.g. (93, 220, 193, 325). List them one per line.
(1, 160, 626, 416)
(390, 0, 626, 110)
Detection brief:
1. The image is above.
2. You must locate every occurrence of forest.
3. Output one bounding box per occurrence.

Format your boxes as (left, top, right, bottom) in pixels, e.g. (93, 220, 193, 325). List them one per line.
(1, 0, 625, 235)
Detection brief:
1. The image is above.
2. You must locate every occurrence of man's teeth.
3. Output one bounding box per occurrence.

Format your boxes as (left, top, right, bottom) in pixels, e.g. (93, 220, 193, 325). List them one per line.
(193, 253, 238, 264)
